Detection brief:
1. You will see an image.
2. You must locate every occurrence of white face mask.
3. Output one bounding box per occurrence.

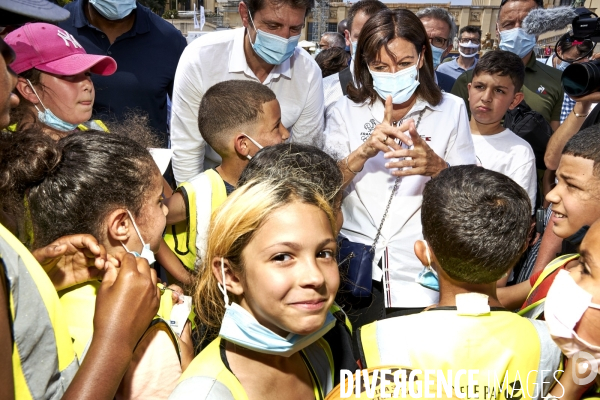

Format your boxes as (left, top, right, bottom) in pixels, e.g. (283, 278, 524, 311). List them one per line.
(458, 41, 479, 58)
(545, 269, 600, 365)
(121, 210, 156, 265)
(243, 133, 264, 160)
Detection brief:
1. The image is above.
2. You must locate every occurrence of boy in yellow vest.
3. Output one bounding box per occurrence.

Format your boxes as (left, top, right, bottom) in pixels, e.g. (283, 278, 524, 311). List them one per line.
(498, 124, 600, 318)
(357, 166, 561, 400)
(164, 80, 289, 270)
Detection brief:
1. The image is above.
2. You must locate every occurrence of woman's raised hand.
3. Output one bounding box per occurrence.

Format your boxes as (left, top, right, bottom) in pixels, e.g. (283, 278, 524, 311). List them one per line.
(383, 115, 447, 177)
(359, 96, 402, 160)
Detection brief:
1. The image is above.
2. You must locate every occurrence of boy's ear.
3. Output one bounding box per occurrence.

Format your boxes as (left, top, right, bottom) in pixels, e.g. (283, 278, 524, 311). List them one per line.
(211, 257, 244, 296)
(233, 133, 250, 159)
(414, 240, 430, 267)
(106, 208, 131, 242)
(508, 91, 525, 110)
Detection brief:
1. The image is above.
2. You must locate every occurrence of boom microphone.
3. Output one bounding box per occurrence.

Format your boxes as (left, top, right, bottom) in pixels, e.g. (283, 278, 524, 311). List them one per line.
(522, 6, 578, 36)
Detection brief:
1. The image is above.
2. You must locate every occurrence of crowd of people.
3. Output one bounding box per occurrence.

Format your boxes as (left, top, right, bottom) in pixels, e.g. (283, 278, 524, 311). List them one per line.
(1, 0, 600, 399)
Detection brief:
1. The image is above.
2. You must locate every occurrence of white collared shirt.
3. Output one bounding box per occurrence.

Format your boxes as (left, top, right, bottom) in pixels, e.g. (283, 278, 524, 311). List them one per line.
(170, 28, 325, 184)
(324, 93, 476, 308)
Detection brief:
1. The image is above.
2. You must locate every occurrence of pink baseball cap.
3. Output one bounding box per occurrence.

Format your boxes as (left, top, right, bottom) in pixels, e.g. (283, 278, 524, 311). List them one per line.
(5, 22, 117, 76)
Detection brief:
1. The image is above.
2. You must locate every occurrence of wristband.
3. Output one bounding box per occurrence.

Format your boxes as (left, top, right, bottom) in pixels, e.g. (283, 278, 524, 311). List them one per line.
(344, 156, 363, 175)
(573, 109, 589, 118)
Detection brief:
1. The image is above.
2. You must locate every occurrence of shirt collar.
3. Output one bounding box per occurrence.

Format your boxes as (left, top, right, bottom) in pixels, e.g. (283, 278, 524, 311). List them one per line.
(525, 51, 538, 72)
(229, 27, 292, 80)
(369, 96, 441, 123)
(74, 0, 150, 35)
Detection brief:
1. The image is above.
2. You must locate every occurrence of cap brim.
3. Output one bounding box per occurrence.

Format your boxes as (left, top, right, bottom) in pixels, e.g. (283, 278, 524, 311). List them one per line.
(0, 0, 71, 22)
(36, 53, 117, 76)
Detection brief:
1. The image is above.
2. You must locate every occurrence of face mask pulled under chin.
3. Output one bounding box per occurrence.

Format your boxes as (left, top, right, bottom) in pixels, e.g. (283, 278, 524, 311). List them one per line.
(216, 257, 336, 356)
(545, 269, 600, 363)
(121, 210, 156, 265)
(27, 79, 78, 132)
(415, 240, 439, 291)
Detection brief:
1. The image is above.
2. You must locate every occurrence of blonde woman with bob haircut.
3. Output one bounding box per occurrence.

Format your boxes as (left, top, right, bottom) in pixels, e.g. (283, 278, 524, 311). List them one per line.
(169, 178, 343, 400)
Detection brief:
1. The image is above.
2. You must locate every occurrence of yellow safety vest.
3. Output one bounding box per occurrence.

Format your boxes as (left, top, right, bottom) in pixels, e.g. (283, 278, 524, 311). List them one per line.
(171, 337, 335, 400)
(518, 253, 580, 320)
(5, 119, 109, 133)
(58, 281, 180, 362)
(358, 309, 561, 400)
(77, 119, 110, 132)
(0, 223, 79, 399)
(164, 169, 227, 271)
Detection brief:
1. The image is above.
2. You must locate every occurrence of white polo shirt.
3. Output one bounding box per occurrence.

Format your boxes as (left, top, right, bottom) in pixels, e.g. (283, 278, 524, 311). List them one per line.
(170, 28, 325, 184)
(324, 93, 476, 308)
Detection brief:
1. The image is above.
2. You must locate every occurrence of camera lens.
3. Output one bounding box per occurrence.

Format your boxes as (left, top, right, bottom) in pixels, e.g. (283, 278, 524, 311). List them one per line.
(562, 60, 600, 97)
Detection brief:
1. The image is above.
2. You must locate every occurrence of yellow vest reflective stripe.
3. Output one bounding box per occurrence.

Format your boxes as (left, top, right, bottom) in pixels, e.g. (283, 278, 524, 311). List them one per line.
(518, 253, 580, 320)
(59, 282, 180, 361)
(164, 170, 227, 271)
(77, 119, 110, 132)
(358, 310, 561, 399)
(174, 337, 334, 399)
(0, 223, 78, 399)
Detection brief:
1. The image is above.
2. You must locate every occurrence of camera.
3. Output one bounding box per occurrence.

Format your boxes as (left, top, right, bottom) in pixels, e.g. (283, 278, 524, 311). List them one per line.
(561, 8, 600, 97)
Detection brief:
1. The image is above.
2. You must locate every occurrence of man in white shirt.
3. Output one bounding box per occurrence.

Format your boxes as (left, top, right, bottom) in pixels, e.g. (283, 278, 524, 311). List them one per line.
(323, 0, 387, 119)
(170, 0, 323, 184)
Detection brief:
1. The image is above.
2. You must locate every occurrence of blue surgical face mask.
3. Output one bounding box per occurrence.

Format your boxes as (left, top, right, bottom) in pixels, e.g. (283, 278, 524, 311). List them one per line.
(431, 45, 445, 69)
(416, 240, 439, 291)
(499, 27, 536, 59)
(216, 258, 336, 356)
(243, 133, 263, 160)
(351, 41, 357, 57)
(121, 210, 156, 265)
(27, 79, 78, 132)
(369, 53, 421, 105)
(557, 59, 570, 71)
(248, 12, 300, 65)
(89, 0, 136, 20)
(314, 48, 322, 56)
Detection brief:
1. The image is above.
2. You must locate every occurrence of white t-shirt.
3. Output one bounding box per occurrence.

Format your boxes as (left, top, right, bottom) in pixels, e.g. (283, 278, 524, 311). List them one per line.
(170, 28, 325, 184)
(324, 93, 476, 308)
(472, 129, 537, 211)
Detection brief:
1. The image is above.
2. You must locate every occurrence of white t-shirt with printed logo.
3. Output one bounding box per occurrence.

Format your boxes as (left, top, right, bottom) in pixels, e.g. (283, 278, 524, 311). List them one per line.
(324, 93, 476, 308)
(472, 129, 537, 211)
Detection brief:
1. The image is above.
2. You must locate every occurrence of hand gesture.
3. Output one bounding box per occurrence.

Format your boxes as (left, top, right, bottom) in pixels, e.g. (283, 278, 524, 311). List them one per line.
(94, 253, 160, 353)
(382, 117, 447, 177)
(32, 234, 116, 291)
(359, 96, 402, 160)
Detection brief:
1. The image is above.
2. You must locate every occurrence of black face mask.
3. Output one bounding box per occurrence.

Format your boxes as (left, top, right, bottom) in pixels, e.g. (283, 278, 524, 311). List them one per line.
(565, 225, 590, 248)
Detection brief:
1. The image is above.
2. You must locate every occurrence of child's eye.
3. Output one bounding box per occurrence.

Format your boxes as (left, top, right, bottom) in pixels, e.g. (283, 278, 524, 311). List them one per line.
(272, 253, 292, 262)
(495, 89, 505, 94)
(318, 249, 335, 259)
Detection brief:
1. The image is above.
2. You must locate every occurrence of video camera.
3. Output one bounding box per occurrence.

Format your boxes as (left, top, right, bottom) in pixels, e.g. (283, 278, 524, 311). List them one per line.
(560, 8, 600, 97)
